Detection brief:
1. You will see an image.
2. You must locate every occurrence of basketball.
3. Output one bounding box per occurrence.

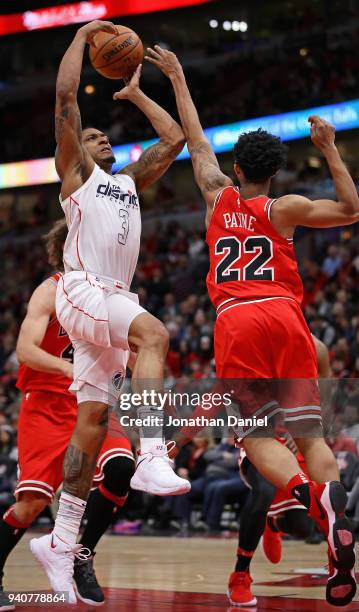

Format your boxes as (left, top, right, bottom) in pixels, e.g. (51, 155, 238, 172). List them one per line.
(89, 25, 143, 80)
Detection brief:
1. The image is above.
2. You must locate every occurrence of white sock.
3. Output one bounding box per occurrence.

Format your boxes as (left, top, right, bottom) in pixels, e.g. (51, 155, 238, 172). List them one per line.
(137, 406, 164, 453)
(140, 437, 165, 453)
(53, 492, 86, 546)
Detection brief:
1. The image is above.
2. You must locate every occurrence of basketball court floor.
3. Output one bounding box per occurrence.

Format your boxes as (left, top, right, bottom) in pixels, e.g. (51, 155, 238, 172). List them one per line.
(4, 533, 359, 610)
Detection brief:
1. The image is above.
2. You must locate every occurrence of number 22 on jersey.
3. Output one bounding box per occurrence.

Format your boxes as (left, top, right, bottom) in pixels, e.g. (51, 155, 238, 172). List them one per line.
(215, 235, 274, 283)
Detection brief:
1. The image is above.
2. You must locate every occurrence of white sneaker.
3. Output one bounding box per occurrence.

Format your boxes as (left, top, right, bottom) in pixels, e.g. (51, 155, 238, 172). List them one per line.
(30, 533, 81, 604)
(130, 442, 191, 496)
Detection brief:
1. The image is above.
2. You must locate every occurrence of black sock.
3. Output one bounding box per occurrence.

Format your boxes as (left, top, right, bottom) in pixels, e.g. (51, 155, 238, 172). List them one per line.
(235, 548, 254, 573)
(79, 489, 117, 553)
(0, 519, 27, 576)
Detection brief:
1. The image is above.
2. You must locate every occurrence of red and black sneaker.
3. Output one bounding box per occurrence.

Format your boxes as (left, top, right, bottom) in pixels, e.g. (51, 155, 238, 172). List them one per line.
(227, 571, 257, 607)
(309, 481, 356, 606)
(262, 519, 282, 564)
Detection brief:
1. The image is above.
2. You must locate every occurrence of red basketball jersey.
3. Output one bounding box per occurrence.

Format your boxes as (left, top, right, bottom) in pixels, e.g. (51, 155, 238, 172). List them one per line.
(206, 186, 303, 310)
(17, 273, 73, 397)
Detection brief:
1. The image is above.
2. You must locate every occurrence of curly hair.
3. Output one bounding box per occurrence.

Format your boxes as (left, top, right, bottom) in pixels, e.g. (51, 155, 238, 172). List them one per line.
(43, 218, 67, 271)
(233, 128, 288, 183)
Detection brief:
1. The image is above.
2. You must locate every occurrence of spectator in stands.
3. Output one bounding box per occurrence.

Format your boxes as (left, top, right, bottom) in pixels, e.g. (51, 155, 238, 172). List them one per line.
(342, 402, 359, 442)
(0, 424, 17, 517)
(199, 438, 248, 533)
(326, 414, 358, 456)
(322, 245, 342, 278)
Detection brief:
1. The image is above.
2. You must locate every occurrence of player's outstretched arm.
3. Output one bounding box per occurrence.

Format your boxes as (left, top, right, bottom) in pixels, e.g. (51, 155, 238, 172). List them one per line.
(145, 46, 232, 218)
(113, 64, 185, 192)
(272, 116, 359, 233)
(16, 280, 73, 378)
(55, 20, 117, 187)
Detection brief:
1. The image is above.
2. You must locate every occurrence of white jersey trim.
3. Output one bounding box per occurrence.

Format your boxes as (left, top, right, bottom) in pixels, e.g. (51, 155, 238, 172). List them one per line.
(266, 197, 295, 243)
(216, 295, 296, 317)
(213, 185, 232, 211)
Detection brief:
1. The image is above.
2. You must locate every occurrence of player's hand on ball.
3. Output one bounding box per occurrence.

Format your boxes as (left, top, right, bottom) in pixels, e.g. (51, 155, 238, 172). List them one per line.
(113, 64, 142, 101)
(308, 115, 335, 151)
(145, 45, 183, 80)
(78, 20, 118, 47)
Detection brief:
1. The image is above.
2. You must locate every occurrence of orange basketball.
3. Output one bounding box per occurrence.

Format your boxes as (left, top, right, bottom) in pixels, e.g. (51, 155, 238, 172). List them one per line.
(89, 25, 143, 80)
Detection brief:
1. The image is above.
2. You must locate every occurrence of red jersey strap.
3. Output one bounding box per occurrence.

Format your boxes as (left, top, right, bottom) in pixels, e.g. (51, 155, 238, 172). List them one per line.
(45, 272, 62, 324)
(51, 272, 63, 284)
(212, 185, 234, 211)
(264, 197, 294, 245)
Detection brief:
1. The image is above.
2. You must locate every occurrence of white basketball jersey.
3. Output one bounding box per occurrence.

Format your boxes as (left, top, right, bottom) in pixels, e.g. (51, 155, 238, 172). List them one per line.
(60, 164, 141, 287)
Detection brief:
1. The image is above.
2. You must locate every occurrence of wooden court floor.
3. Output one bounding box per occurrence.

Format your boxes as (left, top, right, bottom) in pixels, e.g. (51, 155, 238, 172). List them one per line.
(4, 532, 359, 610)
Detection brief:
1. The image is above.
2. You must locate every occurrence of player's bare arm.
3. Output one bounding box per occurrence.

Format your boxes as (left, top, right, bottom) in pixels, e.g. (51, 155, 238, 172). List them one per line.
(313, 336, 332, 378)
(271, 116, 359, 236)
(55, 20, 117, 197)
(113, 64, 185, 192)
(145, 46, 232, 224)
(16, 280, 73, 379)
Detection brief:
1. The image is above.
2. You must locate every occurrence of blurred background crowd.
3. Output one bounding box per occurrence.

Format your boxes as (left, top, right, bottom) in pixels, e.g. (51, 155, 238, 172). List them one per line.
(1, 0, 359, 538)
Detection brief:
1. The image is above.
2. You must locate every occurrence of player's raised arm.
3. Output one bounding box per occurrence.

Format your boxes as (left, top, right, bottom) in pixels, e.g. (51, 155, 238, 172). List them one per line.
(145, 46, 232, 218)
(113, 64, 185, 192)
(55, 20, 117, 185)
(272, 116, 359, 233)
(16, 281, 72, 378)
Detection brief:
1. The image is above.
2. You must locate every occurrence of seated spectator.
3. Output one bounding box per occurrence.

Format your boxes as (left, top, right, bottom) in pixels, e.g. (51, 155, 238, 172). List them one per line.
(336, 451, 359, 532)
(0, 425, 17, 517)
(172, 437, 247, 534)
(341, 402, 359, 443)
(326, 414, 358, 456)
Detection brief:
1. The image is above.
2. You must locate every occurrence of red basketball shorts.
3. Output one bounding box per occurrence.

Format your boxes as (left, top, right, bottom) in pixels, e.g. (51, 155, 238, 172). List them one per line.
(15, 391, 133, 501)
(214, 297, 321, 434)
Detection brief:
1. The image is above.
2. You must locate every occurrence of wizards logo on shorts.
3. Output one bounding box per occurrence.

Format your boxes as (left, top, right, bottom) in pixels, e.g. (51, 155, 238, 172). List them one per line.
(112, 371, 125, 392)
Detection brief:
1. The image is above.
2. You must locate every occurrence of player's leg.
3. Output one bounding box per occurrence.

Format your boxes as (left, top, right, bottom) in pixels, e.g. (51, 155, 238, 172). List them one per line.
(109, 301, 190, 496)
(280, 309, 356, 606)
(275, 509, 314, 539)
(242, 435, 306, 489)
(51, 399, 108, 541)
(264, 486, 315, 565)
(30, 399, 108, 604)
(228, 461, 276, 607)
(0, 492, 49, 611)
(220, 300, 356, 605)
(74, 444, 135, 606)
(263, 509, 315, 566)
(292, 436, 339, 482)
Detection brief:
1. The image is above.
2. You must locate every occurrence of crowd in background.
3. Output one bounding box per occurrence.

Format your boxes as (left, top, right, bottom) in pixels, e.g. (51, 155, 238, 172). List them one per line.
(1, 4, 359, 162)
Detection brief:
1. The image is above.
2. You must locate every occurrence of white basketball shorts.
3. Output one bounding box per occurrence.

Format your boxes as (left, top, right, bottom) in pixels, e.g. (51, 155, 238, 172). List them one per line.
(56, 271, 146, 405)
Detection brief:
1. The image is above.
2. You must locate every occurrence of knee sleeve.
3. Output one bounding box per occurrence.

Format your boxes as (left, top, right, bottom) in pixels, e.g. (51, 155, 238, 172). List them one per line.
(102, 456, 135, 498)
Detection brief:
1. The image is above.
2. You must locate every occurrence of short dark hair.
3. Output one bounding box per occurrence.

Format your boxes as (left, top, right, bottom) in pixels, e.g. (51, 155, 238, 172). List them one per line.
(234, 128, 288, 183)
(43, 218, 67, 271)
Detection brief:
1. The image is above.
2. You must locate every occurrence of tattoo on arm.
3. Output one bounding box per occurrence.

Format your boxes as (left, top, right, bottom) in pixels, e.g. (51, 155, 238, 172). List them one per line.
(55, 95, 88, 178)
(63, 444, 98, 500)
(55, 100, 69, 144)
(190, 141, 232, 194)
(120, 140, 179, 191)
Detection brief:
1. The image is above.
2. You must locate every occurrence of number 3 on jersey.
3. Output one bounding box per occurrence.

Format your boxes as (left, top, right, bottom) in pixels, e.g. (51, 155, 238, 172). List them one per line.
(215, 236, 274, 283)
(118, 208, 129, 245)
